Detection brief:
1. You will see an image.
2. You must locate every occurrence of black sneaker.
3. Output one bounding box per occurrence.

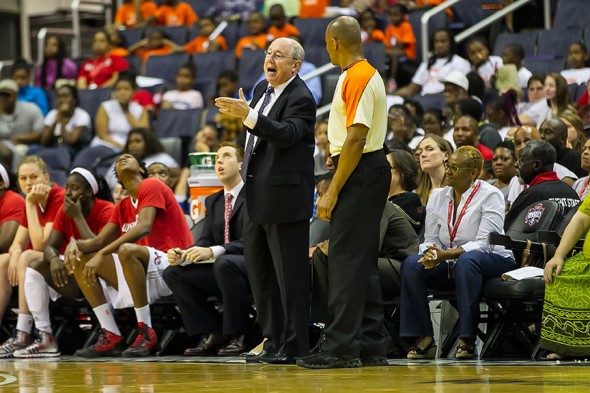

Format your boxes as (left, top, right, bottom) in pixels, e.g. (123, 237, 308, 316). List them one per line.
(121, 323, 159, 358)
(75, 329, 125, 358)
(296, 350, 362, 369)
(361, 355, 389, 367)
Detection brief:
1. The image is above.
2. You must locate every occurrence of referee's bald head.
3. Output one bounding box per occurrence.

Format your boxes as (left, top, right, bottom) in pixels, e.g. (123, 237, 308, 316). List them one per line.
(327, 16, 362, 46)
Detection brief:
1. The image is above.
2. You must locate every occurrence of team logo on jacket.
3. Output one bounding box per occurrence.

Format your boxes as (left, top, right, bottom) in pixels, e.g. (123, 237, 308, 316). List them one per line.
(154, 251, 162, 266)
(524, 203, 545, 227)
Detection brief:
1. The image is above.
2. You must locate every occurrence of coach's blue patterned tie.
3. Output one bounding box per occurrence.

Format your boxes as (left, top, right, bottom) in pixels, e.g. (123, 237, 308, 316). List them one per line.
(240, 85, 274, 180)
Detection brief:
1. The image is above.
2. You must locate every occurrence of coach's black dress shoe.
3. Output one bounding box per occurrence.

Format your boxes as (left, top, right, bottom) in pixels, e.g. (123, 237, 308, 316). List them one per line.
(244, 349, 272, 363)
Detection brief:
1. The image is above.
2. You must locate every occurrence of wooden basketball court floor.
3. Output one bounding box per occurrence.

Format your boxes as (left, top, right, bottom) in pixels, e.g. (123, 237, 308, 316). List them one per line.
(2, 357, 590, 392)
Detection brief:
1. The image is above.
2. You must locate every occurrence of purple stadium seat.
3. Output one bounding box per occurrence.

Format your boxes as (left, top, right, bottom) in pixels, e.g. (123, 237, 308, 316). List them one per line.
(554, 0, 590, 29)
(238, 49, 265, 93)
(493, 31, 539, 58)
(192, 51, 237, 84)
(536, 28, 583, 59)
(146, 25, 189, 45)
(145, 53, 190, 83)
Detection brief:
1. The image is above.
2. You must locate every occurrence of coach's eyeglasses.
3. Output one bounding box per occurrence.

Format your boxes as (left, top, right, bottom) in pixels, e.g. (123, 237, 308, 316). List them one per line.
(264, 50, 296, 61)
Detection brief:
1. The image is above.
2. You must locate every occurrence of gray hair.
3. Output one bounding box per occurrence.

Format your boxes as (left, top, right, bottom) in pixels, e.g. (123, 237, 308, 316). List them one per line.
(522, 140, 557, 166)
(292, 44, 305, 62)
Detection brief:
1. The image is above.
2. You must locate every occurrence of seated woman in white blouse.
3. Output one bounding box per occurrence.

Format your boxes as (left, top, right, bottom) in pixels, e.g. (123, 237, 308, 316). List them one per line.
(400, 146, 515, 360)
(39, 84, 91, 155)
(91, 73, 149, 152)
(394, 28, 471, 97)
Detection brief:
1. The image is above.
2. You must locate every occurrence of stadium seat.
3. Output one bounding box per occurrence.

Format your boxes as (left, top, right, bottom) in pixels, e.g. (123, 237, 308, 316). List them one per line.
(125, 55, 141, 75)
(193, 79, 215, 105)
(145, 53, 190, 83)
(147, 25, 189, 45)
(160, 137, 183, 165)
(412, 93, 445, 111)
(155, 108, 202, 138)
(554, 0, 590, 29)
(119, 27, 143, 48)
(408, 9, 447, 63)
(304, 45, 337, 72)
(451, 0, 502, 29)
(293, 18, 333, 47)
(522, 58, 567, 75)
(37, 146, 72, 187)
(320, 74, 339, 107)
(536, 28, 583, 59)
(221, 20, 241, 50)
(192, 51, 237, 84)
(238, 50, 265, 93)
(185, 0, 215, 19)
(493, 31, 539, 58)
(72, 145, 119, 177)
(364, 42, 387, 75)
(78, 88, 112, 121)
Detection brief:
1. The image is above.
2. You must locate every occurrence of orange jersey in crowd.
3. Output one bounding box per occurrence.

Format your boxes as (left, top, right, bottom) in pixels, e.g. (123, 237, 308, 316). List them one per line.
(362, 29, 385, 44)
(267, 23, 300, 40)
(299, 0, 328, 18)
(155, 2, 198, 27)
(184, 35, 228, 54)
(235, 34, 269, 58)
(384, 21, 416, 60)
(114, 1, 158, 28)
(109, 47, 130, 57)
(134, 44, 173, 62)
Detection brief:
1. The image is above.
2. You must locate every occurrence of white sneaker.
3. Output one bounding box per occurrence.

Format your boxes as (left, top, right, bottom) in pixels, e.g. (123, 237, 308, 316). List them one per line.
(14, 331, 60, 358)
(0, 331, 31, 358)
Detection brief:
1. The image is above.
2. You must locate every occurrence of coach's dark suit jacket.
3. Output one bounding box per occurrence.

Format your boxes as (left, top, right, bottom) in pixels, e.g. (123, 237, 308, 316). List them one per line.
(197, 188, 245, 254)
(244, 75, 316, 224)
(243, 75, 316, 357)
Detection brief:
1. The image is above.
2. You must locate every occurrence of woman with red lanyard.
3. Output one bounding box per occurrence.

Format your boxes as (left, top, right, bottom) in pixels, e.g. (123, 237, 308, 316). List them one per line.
(77, 30, 129, 90)
(399, 146, 515, 360)
(572, 139, 590, 201)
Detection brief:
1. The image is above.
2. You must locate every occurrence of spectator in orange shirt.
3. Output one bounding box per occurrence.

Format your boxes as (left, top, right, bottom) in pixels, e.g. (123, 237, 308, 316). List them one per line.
(358, 8, 385, 44)
(152, 0, 198, 28)
(235, 12, 269, 59)
(114, 0, 157, 29)
(299, 0, 328, 18)
(106, 27, 130, 58)
(267, 4, 300, 40)
(170, 16, 228, 54)
(384, 4, 416, 92)
(128, 29, 173, 63)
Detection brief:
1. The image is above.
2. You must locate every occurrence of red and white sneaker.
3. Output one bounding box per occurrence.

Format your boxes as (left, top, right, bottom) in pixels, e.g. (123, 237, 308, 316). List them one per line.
(122, 323, 159, 357)
(75, 329, 125, 358)
(0, 331, 32, 358)
(14, 331, 60, 358)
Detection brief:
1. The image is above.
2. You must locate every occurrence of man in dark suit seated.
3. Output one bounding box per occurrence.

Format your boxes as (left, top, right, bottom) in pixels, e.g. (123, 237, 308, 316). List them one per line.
(164, 143, 250, 356)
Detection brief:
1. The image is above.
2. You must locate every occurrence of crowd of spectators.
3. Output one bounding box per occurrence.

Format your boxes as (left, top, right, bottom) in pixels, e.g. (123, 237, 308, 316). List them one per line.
(0, 0, 589, 361)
